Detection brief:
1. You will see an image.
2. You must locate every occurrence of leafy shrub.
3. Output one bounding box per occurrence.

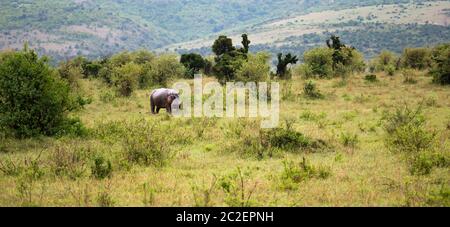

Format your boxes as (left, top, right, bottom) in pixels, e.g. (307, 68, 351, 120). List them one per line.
(382, 104, 435, 154)
(111, 62, 143, 97)
(235, 52, 271, 83)
(122, 119, 174, 167)
(303, 81, 323, 99)
(430, 43, 450, 85)
(0, 47, 79, 138)
(370, 50, 398, 73)
(280, 158, 331, 190)
(301, 47, 334, 78)
(218, 167, 257, 207)
(91, 154, 113, 179)
(261, 127, 329, 153)
(409, 151, 449, 175)
(401, 47, 431, 70)
(364, 74, 378, 83)
(146, 54, 185, 87)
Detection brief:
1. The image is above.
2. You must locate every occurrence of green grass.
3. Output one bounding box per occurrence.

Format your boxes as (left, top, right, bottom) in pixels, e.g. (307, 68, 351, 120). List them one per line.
(0, 72, 449, 206)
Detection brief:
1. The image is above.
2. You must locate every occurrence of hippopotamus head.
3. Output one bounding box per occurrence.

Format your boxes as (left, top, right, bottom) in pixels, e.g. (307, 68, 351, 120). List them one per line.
(168, 92, 183, 110)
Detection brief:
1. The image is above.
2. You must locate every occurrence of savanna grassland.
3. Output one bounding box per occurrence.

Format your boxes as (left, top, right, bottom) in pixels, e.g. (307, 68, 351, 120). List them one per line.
(0, 69, 449, 207)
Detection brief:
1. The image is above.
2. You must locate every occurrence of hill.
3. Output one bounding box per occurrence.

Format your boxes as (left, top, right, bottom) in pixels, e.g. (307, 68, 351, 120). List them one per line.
(170, 1, 450, 59)
(1, 0, 447, 62)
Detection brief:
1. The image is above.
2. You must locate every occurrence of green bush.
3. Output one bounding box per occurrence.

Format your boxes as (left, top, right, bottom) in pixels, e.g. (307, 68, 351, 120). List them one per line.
(218, 167, 257, 207)
(0, 48, 79, 138)
(382, 104, 435, 154)
(303, 81, 324, 99)
(364, 74, 378, 82)
(370, 50, 398, 73)
(280, 158, 331, 190)
(122, 119, 174, 167)
(235, 52, 271, 83)
(409, 151, 449, 175)
(401, 47, 431, 70)
(430, 43, 450, 85)
(146, 54, 185, 87)
(111, 62, 143, 97)
(91, 154, 113, 179)
(302, 47, 334, 78)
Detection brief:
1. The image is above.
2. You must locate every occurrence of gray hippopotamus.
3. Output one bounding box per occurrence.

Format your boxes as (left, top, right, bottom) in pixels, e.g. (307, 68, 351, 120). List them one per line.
(150, 88, 182, 114)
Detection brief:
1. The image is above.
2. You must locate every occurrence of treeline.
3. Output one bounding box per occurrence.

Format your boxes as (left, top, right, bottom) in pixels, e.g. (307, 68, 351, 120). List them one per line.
(0, 35, 449, 139)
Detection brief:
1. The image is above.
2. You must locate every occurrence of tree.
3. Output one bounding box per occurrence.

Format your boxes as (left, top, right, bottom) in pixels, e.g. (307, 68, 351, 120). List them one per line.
(180, 53, 205, 78)
(327, 35, 346, 69)
(212, 35, 249, 84)
(430, 43, 450, 85)
(241, 34, 251, 54)
(146, 54, 185, 87)
(0, 47, 76, 138)
(212, 36, 235, 56)
(276, 53, 298, 79)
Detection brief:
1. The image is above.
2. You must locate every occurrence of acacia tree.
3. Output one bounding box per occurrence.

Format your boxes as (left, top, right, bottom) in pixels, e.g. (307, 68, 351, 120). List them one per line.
(276, 53, 298, 79)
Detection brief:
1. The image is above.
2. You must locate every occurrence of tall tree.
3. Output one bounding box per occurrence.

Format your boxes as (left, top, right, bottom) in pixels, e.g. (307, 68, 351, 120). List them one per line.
(276, 53, 298, 79)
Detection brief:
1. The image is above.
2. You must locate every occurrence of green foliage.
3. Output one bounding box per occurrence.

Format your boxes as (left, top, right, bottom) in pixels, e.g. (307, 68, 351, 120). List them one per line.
(212, 36, 236, 56)
(0, 48, 80, 138)
(401, 47, 432, 70)
(280, 158, 331, 190)
(212, 35, 249, 84)
(301, 47, 334, 78)
(276, 53, 298, 79)
(303, 81, 324, 99)
(180, 53, 205, 78)
(262, 127, 330, 153)
(122, 119, 174, 167)
(381, 104, 447, 175)
(218, 167, 257, 207)
(111, 62, 142, 97)
(364, 74, 378, 82)
(235, 52, 271, 82)
(430, 43, 450, 85)
(409, 151, 449, 175)
(146, 54, 185, 87)
(382, 104, 435, 154)
(370, 50, 398, 73)
(91, 154, 113, 179)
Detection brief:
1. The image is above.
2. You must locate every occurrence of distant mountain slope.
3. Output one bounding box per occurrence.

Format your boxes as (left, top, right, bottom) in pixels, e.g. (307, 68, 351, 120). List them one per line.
(0, 0, 445, 62)
(170, 1, 450, 59)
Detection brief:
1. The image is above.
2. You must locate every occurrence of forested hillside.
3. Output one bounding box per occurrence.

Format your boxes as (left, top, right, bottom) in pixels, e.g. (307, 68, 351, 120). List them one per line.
(0, 0, 443, 63)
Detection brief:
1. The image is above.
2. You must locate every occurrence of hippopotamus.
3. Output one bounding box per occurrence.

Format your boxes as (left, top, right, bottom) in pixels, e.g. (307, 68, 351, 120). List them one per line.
(150, 88, 182, 114)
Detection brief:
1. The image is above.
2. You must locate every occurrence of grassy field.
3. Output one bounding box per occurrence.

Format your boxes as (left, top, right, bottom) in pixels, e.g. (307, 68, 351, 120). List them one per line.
(0, 71, 449, 207)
